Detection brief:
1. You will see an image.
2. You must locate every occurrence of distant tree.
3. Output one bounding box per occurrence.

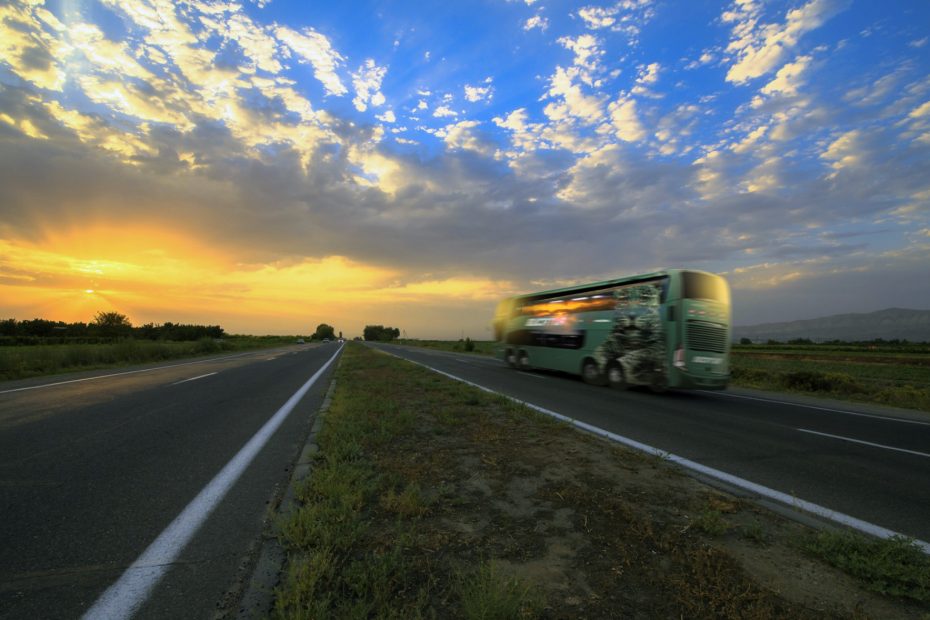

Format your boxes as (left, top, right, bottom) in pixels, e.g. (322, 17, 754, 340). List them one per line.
(92, 311, 132, 338)
(363, 325, 400, 341)
(313, 323, 336, 340)
(0, 318, 16, 337)
(739, 337, 752, 345)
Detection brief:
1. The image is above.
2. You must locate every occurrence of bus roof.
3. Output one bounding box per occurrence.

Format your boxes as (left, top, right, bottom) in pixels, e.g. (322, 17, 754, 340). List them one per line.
(512, 268, 677, 302)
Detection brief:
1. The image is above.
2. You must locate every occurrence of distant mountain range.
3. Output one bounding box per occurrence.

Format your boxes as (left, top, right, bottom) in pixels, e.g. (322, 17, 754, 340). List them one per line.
(732, 308, 930, 343)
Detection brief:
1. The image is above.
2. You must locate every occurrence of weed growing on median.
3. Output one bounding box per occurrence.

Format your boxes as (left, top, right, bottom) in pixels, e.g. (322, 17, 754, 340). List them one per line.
(457, 560, 541, 620)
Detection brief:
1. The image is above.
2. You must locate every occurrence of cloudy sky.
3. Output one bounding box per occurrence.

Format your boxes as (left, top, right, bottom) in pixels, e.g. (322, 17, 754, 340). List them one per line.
(1, 0, 929, 338)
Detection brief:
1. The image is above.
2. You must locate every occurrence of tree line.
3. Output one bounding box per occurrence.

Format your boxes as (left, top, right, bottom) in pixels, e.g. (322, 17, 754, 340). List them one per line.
(363, 325, 400, 341)
(0, 312, 225, 345)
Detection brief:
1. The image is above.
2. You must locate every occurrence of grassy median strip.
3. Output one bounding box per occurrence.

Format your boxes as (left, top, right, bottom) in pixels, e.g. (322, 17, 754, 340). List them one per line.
(273, 343, 928, 618)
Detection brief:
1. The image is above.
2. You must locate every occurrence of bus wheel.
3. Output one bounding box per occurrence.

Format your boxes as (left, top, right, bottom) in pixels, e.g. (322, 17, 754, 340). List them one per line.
(517, 351, 530, 370)
(607, 362, 628, 390)
(505, 348, 517, 368)
(582, 359, 605, 386)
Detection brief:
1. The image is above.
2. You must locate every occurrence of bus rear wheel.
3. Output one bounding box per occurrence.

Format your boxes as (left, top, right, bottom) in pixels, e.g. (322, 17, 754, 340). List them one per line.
(607, 362, 628, 390)
(582, 359, 605, 386)
(517, 351, 530, 370)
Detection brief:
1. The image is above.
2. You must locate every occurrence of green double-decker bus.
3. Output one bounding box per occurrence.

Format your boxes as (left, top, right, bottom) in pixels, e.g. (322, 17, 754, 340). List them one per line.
(493, 269, 731, 391)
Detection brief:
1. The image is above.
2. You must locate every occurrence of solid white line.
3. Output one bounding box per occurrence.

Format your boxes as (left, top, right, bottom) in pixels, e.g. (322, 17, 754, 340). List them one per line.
(0, 351, 263, 395)
(517, 371, 544, 379)
(797, 428, 930, 459)
(170, 372, 218, 386)
(82, 345, 343, 620)
(701, 390, 930, 426)
(379, 348, 930, 555)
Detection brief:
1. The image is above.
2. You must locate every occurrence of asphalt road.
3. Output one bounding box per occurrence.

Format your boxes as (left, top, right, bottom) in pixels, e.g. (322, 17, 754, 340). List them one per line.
(0, 343, 341, 619)
(369, 343, 930, 544)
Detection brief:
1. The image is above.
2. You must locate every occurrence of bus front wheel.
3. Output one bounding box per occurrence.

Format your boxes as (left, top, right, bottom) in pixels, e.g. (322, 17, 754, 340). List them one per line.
(505, 348, 518, 368)
(607, 362, 628, 390)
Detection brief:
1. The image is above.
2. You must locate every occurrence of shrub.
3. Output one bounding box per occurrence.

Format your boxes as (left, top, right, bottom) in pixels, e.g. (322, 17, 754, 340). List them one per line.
(780, 370, 862, 394)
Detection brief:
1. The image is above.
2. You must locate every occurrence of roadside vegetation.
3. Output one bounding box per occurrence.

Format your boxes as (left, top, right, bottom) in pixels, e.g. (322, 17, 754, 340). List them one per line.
(0, 311, 315, 381)
(396, 337, 496, 355)
(731, 342, 930, 412)
(0, 335, 300, 381)
(273, 344, 928, 618)
(392, 339, 930, 412)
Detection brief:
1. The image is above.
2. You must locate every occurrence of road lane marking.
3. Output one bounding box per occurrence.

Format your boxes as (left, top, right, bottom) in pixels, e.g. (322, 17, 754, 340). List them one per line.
(379, 348, 930, 555)
(0, 351, 266, 395)
(82, 345, 343, 620)
(517, 371, 545, 379)
(170, 372, 218, 386)
(701, 391, 930, 426)
(797, 428, 930, 459)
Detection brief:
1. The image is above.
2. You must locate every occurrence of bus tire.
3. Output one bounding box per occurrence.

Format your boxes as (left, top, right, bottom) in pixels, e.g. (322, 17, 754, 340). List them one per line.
(582, 359, 605, 386)
(607, 362, 628, 390)
(517, 350, 530, 370)
(505, 348, 517, 368)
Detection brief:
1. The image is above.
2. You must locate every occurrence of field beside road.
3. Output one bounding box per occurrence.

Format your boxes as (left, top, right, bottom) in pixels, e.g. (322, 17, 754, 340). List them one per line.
(730, 343, 930, 412)
(273, 344, 928, 618)
(0, 335, 299, 381)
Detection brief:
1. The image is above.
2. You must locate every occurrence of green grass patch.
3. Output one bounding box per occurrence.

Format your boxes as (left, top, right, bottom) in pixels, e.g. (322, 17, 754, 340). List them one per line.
(457, 561, 540, 620)
(801, 530, 930, 603)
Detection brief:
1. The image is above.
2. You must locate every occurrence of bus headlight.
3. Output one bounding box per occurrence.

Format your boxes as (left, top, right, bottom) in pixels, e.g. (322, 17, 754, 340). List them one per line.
(674, 346, 686, 369)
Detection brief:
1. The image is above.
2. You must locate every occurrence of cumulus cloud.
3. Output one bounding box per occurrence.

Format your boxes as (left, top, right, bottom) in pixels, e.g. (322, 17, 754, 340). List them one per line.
(523, 15, 548, 31)
(606, 96, 646, 142)
(578, 6, 616, 29)
(723, 0, 846, 84)
(464, 79, 493, 103)
(761, 55, 812, 96)
(351, 59, 388, 111)
(275, 25, 348, 96)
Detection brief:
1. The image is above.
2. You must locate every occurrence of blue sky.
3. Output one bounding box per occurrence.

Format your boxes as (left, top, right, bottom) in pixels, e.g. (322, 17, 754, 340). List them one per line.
(1, 0, 929, 336)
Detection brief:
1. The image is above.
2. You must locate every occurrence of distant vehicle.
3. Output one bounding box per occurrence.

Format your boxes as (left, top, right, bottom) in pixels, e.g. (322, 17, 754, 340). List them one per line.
(493, 268, 731, 391)
(322, 338, 331, 342)
(296, 338, 305, 344)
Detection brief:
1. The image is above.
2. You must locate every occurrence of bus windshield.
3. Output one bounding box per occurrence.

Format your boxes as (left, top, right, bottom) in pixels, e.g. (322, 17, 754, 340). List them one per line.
(682, 271, 730, 305)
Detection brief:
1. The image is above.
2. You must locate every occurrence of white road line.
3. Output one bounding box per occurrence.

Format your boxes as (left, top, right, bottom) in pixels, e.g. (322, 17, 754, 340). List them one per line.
(82, 345, 343, 620)
(170, 372, 218, 386)
(797, 428, 930, 459)
(517, 371, 545, 379)
(701, 390, 930, 426)
(0, 351, 263, 395)
(379, 348, 930, 555)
